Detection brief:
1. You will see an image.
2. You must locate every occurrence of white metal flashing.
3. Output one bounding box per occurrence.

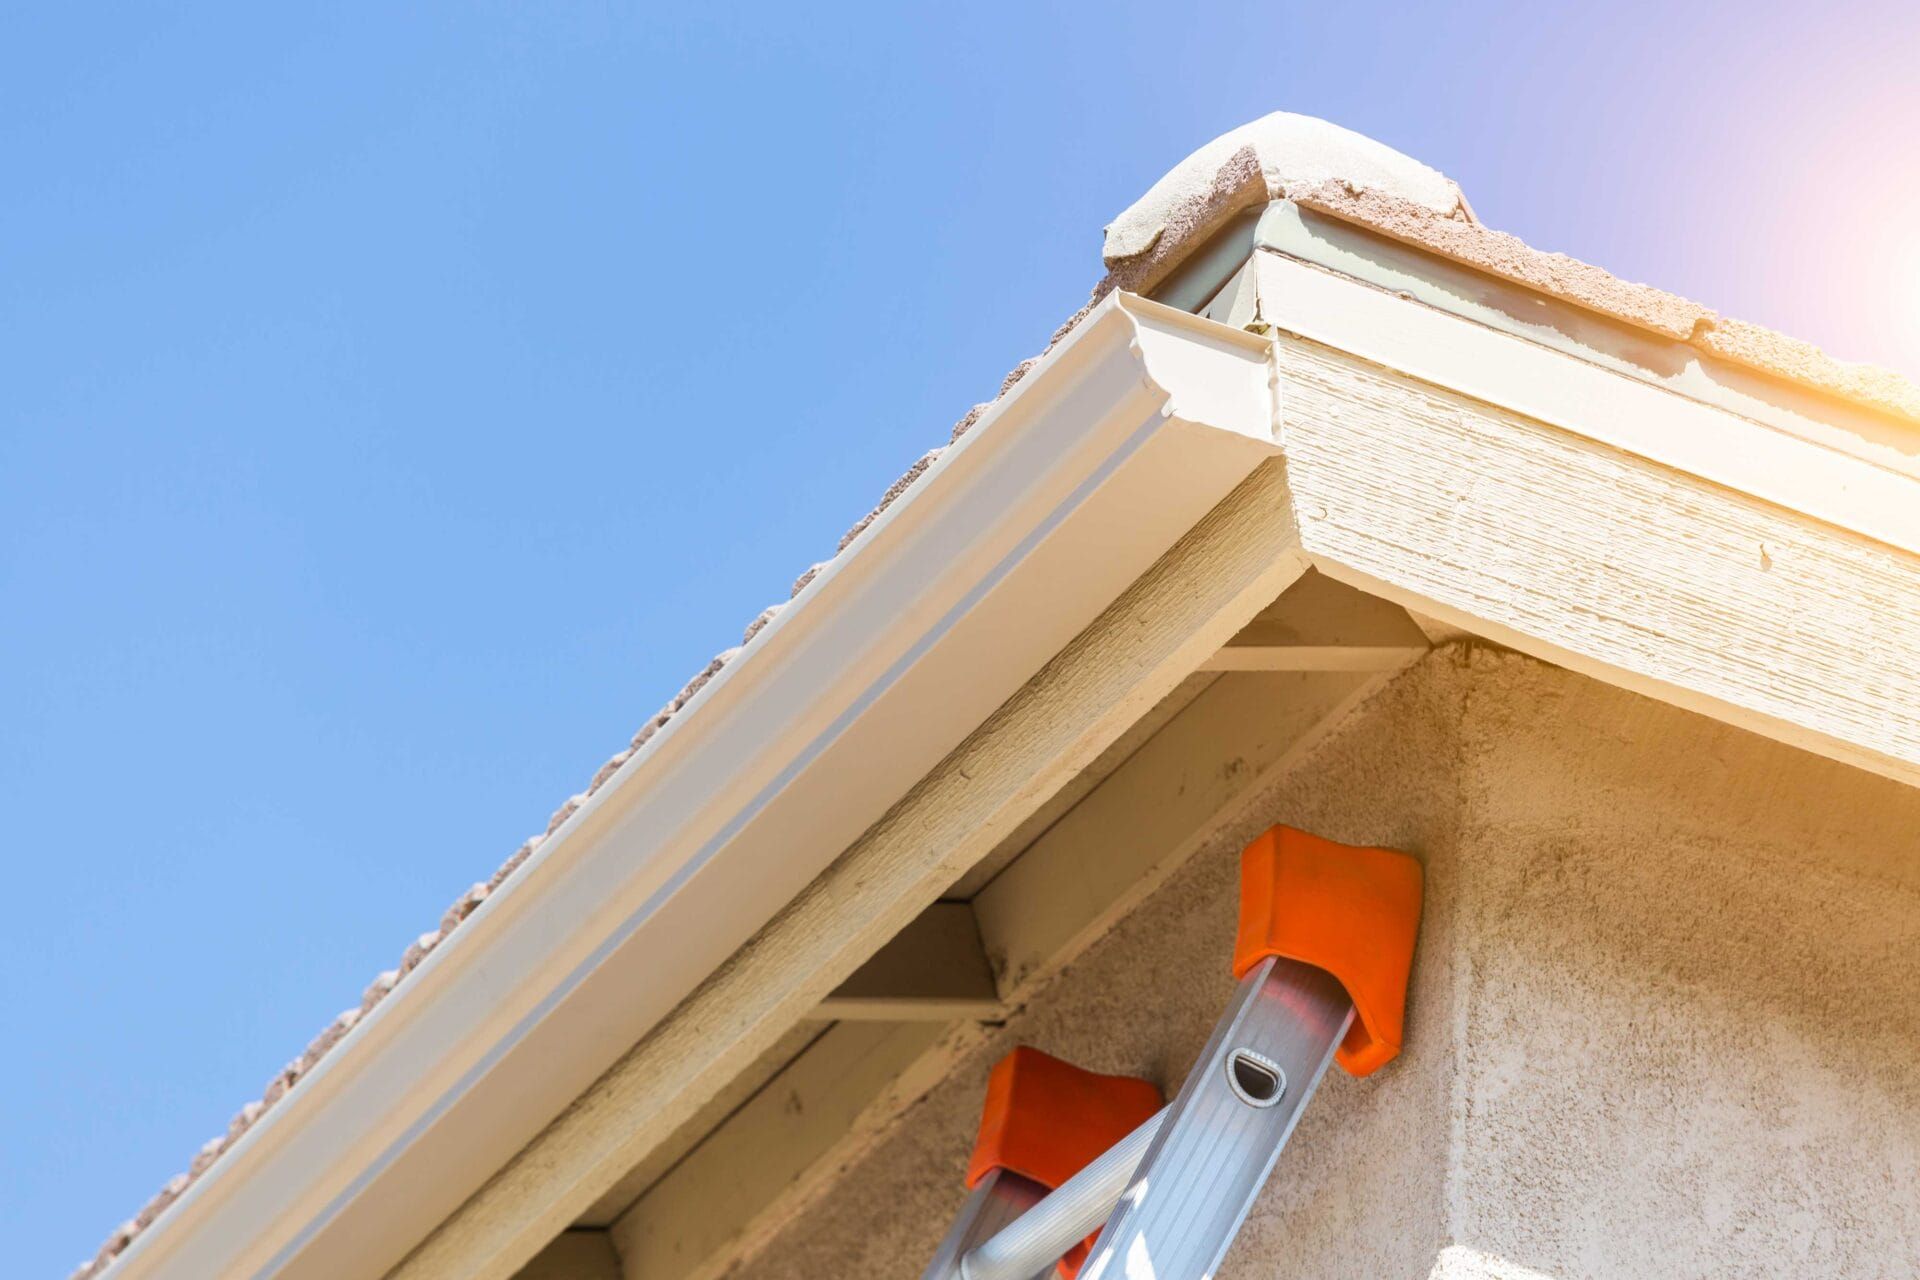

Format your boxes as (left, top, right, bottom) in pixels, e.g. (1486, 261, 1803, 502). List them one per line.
(101, 292, 1279, 1280)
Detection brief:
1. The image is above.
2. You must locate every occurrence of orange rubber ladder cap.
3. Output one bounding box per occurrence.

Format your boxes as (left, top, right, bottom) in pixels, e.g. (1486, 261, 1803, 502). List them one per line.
(1232, 825, 1423, 1077)
(965, 1046, 1163, 1278)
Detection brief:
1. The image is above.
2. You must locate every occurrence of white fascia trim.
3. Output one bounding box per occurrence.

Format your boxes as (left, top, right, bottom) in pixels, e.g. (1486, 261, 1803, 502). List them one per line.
(1253, 201, 1920, 488)
(1250, 245, 1920, 559)
(106, 292, 1277, 1280)
(1252, 246, 1920, 783)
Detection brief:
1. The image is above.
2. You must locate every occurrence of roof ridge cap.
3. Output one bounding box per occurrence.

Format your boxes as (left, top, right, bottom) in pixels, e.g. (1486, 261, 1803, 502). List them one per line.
(1101, 112, 1468, 278)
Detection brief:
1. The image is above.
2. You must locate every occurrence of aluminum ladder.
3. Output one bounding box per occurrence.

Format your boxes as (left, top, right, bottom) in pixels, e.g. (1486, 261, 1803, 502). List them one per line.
(922, 826, 1423, 1280)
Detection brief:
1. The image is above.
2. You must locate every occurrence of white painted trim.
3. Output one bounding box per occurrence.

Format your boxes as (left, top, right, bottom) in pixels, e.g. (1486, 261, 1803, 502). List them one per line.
(103, 294, 1280, 1280)
(1251, 250, 1920, 559)
(1275, 332, 1920, 786)
(1252, 201, 1920, 485)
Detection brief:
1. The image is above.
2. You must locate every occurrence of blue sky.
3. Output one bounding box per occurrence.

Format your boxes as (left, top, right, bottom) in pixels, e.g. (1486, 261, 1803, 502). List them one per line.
(5, 3, 1916, 1274)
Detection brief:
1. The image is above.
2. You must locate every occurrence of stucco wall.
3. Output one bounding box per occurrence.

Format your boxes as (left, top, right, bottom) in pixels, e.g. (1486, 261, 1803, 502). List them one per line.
(726, 648, 1920, 1279)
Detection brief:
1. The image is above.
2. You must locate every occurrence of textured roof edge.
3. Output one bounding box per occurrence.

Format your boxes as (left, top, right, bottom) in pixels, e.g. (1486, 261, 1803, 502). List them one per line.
(1096, 113, 1917, 423)
(1290, 182, 1920, 423)
(75, 109, 1920, 1280)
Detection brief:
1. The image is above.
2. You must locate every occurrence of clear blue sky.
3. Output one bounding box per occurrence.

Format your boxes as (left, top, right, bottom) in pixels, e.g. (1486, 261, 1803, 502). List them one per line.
(5, 3, 1916, 1274)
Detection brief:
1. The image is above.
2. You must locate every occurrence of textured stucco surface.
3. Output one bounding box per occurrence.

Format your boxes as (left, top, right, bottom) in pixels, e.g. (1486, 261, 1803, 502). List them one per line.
(725, 648, 1920, 1279)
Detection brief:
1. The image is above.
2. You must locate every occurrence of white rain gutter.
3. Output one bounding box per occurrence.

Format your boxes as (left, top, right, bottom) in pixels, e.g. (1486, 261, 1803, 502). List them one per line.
(106, 291, 1279, 1280)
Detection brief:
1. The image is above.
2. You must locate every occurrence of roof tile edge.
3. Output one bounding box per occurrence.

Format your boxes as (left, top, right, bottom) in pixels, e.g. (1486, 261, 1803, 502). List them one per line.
(1094, 112, 1918, 423)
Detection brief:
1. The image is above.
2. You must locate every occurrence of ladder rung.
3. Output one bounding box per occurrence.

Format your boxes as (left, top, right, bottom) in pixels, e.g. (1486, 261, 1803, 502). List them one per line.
(923, 1168, 1049, 1280)
(957, 1108, 1165, 1280)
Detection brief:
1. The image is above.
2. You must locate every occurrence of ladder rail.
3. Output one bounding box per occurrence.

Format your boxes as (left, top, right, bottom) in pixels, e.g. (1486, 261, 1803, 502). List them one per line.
(1080, 956, 1353, 1280)
(959, 959, 1353, 1280)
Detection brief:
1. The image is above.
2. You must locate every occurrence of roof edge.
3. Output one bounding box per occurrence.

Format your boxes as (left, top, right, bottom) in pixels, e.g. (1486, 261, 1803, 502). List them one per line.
(1094, 112, 1919, 426)
(89, 294, 1282, 1280)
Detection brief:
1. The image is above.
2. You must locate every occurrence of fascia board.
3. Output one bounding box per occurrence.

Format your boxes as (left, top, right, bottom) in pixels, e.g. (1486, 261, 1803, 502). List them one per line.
(1250, 246, 1920, 559)
(105, 291, 1277, 1280)
(1253, 201, 1920, 483)
(1253, 251, 1920, 784)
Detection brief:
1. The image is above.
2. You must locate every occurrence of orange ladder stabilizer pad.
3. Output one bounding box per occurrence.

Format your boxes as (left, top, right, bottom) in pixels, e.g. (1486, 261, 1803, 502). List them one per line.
(966, 1047, 1163, 1277)
(1232, 825, 1424, 1077)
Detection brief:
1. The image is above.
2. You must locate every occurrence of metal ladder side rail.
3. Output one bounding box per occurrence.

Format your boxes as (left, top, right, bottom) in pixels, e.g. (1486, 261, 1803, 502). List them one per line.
(1076, 956, 1353, 1280)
